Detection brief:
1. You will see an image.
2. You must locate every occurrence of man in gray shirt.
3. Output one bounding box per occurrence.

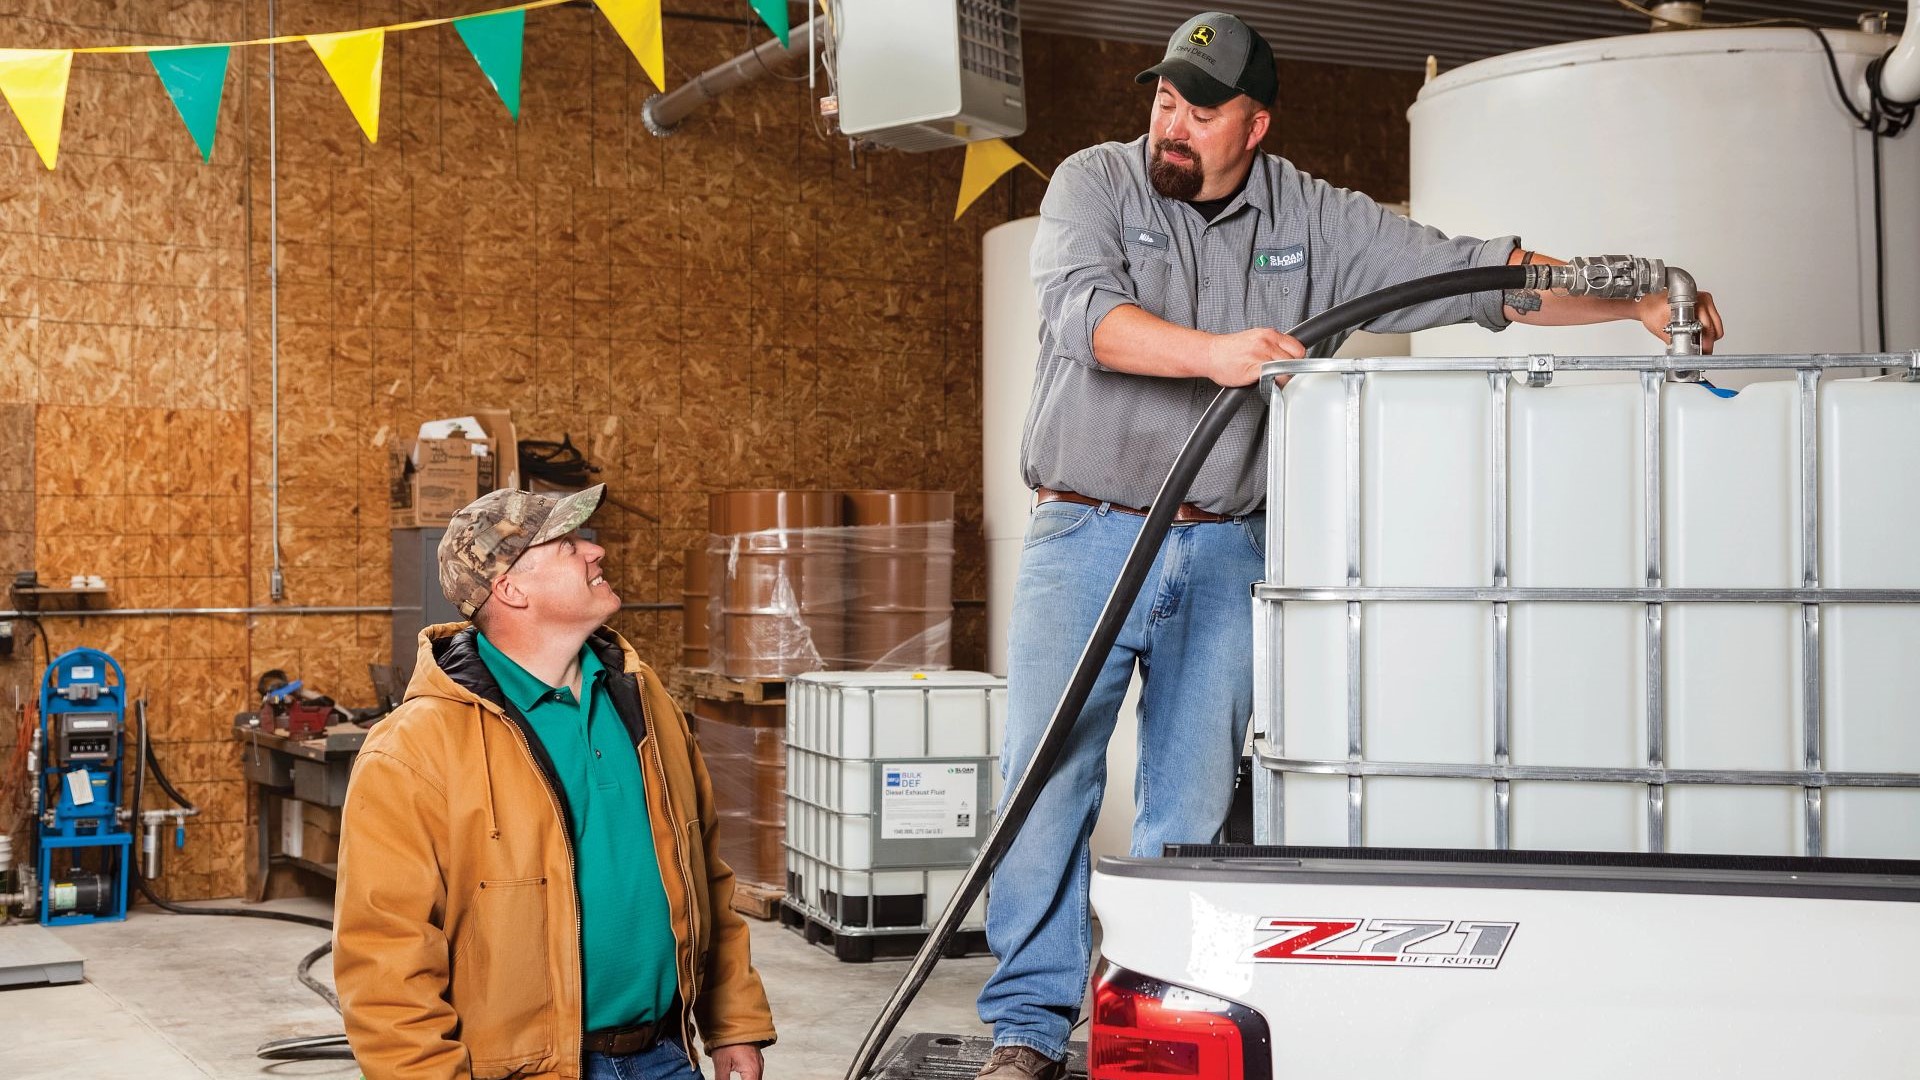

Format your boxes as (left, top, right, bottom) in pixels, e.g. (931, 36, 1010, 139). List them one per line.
(977, 12, 1724, 1080)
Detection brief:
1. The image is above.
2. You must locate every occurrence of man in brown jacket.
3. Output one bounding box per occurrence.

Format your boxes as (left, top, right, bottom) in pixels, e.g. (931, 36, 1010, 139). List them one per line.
(335, 484, 776, 1080)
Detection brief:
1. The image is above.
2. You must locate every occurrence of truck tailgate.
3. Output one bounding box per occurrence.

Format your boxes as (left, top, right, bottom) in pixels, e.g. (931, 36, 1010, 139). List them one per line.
(1092, 846, 1920, 1078)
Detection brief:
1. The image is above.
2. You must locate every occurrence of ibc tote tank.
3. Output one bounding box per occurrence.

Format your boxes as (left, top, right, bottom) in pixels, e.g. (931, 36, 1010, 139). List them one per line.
(1408, 27, 1920, 365)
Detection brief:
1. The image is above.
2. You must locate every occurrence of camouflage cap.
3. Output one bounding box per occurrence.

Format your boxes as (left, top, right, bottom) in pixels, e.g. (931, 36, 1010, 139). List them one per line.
(437, 484, 606, 618)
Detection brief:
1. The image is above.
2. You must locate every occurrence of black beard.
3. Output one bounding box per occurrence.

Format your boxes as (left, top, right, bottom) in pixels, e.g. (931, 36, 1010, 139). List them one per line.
(1148, 142, 1204, 200)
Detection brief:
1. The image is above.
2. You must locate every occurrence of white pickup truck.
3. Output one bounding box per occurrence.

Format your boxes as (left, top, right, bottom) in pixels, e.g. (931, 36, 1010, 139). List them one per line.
(877, 846, 1920, 1079)
(1084, 845, 1920, 1079)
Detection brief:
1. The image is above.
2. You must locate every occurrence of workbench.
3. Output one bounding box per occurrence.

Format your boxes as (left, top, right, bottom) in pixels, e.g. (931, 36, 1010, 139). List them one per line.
(231, 713, 367, 901)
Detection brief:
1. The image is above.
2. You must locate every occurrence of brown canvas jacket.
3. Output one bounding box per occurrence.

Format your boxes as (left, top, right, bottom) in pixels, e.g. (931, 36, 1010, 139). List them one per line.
(334, 622, 776, 1079)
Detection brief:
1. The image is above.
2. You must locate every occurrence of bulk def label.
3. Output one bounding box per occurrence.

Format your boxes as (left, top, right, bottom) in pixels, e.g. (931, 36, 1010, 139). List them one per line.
(881, 763, 979, 839)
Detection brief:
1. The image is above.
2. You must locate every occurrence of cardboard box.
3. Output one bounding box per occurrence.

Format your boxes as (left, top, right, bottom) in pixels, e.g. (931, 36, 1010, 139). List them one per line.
(390, 409, 519, 527)
(302, 802, 340, 835)
(300, 827, 339, 865)
(297, 803, 341, 866)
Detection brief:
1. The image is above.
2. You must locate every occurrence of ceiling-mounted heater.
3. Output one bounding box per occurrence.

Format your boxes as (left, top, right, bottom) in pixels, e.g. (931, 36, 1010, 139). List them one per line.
(834, 0, 1026, 151)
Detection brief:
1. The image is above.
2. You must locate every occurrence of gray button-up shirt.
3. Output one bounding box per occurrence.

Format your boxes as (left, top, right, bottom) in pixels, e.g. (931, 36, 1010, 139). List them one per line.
(1021, 135, 1519, 516)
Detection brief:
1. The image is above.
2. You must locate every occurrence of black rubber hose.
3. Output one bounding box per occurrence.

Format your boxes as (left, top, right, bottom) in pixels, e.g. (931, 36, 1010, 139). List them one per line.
(133, 698, 147, 832)
(845, 263, 1528, 1080)
(297, 939, 342, 1012)
(131, 876, 333, 929)
(139, 702, 196, 812)
(255, 1033, 356, 1061)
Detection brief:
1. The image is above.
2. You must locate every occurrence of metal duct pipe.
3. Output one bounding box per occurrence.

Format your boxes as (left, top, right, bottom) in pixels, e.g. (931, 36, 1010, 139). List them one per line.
(642, 14, 828, 136)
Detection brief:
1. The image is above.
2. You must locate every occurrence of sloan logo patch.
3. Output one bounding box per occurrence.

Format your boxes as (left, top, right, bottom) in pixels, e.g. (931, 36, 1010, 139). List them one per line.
(1242, 916, 1518, 969)
(1254, 245, 1306, 273)
(1126, 227, 1170, 251)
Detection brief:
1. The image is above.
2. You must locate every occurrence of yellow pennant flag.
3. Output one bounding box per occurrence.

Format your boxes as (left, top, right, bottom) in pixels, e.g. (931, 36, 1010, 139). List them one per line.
(0, 49, 74, 170)
(955, 138, 1048, 221)
(308, 28, 385, 143)
(595, 0, 666, 93)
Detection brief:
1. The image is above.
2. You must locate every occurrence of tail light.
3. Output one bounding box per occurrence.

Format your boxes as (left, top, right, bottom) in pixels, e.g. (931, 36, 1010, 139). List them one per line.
(1089, 961, 1271, 1079)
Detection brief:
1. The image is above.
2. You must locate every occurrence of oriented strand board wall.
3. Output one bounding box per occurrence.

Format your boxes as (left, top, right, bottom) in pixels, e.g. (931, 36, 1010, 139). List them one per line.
(0, 2, 1419, 900)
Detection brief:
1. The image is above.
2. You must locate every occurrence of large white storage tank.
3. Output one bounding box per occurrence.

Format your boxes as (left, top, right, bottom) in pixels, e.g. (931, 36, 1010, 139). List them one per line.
(983, 217, 1143, 864)
(1259, 366, 1920, 858)
(1408, 27, 1920, 362)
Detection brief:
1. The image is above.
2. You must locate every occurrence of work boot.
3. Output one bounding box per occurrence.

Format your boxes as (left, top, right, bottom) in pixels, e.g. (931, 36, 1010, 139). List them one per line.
(976, 1045, 1066, 1080)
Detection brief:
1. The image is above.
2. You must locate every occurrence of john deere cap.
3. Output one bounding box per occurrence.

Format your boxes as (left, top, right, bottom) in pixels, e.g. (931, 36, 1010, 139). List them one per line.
(1135, 12, 1277, 108)
(437, 484, 606, 618)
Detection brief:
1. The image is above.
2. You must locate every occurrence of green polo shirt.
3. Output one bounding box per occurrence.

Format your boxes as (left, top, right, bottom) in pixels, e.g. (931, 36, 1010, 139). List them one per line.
(475, 632, 678, 1032)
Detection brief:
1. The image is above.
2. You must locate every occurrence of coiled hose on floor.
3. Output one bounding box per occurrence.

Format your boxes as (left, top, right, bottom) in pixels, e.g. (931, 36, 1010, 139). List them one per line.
(845, 263, 1533, 1079)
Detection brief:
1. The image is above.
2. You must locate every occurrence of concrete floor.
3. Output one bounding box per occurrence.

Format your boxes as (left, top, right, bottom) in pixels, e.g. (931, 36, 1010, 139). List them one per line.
(0, 900, 995, 1079)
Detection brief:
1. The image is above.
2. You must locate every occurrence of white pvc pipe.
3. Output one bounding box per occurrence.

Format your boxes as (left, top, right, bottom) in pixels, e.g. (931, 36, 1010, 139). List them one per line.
(1881, 0, 1920, 104)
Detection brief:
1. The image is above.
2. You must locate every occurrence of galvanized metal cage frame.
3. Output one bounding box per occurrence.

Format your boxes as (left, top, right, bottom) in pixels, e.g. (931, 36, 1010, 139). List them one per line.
(1251, 351, 1920, 856)
(784, 674, 1004, 938)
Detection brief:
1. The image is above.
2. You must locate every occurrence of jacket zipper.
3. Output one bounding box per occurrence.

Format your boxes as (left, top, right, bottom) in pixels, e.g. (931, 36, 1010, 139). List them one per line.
(637, 687, 702, 1069)
(499, 710, 587, 1070)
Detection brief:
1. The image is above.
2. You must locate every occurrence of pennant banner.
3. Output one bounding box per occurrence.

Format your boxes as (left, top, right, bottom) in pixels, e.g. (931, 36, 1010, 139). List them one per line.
(750, 0, 790, 48)
(455, 10, 526, 120)
(308, 28, 385, 143)
(955, 138, 1049, 221)
(149, 45, 230, 163)
(0, 48, 73, 170)
(0, 0, 683, 169)
(595, 0, 666, 93)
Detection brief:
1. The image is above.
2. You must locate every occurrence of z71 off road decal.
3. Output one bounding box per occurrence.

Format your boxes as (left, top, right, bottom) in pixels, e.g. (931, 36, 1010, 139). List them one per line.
(1242, 917, 1517, 969)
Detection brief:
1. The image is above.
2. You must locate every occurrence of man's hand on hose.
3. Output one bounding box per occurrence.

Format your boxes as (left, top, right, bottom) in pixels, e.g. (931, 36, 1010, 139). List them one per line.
(1634, 290, 1725, 354)
(1206, 327, 1306, 387)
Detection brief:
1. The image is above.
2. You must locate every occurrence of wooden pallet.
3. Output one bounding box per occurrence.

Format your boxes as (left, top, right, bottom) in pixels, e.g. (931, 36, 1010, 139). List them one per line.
(730, 879, 786, 921)
(671, 668, 789, 706)
(778, 901, 990, 963)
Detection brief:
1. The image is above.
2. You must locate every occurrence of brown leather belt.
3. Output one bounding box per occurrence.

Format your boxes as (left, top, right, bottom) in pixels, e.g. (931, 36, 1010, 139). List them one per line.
(1036, 486, 1230, 524)
(583, 1010, 677, 1056)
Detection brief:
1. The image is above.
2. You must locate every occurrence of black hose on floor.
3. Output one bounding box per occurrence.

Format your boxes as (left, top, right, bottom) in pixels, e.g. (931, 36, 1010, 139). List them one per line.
(844, 264, 1530, 1080)
(129, 704, 350, 1059)
(128, 844, 349, 1062)
(297, 939, 342, 1012)
(256, 1033, 356, 1061)
(130, 876, 333, 930)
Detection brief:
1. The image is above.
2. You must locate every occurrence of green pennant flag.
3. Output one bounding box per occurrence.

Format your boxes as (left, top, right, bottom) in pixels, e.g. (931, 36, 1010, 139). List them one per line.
(148, 45, 230, 163)
(750, 0, 789, 47)
(454, 9, 525, 120)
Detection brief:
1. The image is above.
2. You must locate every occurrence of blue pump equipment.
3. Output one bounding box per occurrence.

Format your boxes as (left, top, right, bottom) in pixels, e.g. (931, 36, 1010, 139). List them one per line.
(36, 648, 133, 925)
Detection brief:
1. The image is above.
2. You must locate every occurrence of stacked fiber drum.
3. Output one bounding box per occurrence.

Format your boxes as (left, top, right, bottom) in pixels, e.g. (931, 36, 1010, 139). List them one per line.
(681, 490, 955, 678)
(680, 490, 956, 896)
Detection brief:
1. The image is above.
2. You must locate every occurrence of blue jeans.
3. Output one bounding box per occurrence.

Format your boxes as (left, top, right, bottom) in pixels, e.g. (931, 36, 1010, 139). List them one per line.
(978, 502, 1264, 1060)
(583, 1039, 701, 1080)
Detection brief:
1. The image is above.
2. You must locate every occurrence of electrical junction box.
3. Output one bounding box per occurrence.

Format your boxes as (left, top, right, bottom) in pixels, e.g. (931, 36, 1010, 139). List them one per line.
(834, 0, 1025, 151)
